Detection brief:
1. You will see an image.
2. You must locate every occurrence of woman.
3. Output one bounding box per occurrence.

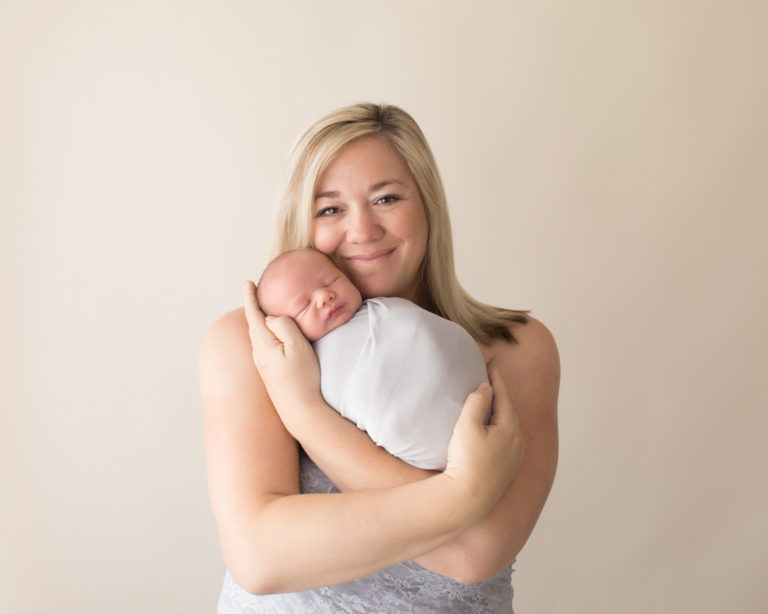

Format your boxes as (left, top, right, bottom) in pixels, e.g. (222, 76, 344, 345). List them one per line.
(200, 103, 560, 612)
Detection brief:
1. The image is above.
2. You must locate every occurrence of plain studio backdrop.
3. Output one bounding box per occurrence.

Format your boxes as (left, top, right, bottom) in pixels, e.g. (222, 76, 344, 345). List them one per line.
(2, 1, 766, 612)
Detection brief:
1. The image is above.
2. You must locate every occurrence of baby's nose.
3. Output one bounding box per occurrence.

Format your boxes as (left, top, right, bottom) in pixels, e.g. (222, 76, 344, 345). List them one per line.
(317, 288, 334, 305)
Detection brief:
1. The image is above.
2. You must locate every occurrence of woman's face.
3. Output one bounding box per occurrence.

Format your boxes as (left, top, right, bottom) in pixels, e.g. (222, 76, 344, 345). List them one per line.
(311, 136, 429, 303)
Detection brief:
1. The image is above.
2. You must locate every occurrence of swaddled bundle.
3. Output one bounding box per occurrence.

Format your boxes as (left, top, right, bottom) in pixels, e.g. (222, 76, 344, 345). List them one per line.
(313, 297, 489, 470)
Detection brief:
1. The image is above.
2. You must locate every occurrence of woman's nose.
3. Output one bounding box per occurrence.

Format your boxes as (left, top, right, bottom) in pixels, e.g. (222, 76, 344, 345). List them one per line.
(346, 206, 384, 243)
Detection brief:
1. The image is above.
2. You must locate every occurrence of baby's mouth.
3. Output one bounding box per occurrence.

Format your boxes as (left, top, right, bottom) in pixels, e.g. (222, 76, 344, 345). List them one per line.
(327, 304, 344, 320)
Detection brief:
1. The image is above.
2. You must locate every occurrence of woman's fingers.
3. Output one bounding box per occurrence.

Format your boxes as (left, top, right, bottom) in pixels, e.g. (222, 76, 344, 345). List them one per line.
(446, 382, 496, 473)
(455, 382, 493, 429)
(239, 283, 322, 435)
(242, 280, 263, 331)
(444, 370, 525, 516)
(264, 315, 308, 350)
(242, 281, 280, 350)
(488, 369, 525, 480)
(486, 369, 517, 430)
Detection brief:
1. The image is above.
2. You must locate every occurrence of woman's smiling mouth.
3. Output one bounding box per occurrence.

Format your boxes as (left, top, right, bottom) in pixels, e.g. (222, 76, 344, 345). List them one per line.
(343, 248, 395, 263)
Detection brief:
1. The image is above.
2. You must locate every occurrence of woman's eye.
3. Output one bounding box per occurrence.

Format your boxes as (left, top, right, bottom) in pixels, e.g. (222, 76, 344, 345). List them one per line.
(375, 194, 401, 205)
(316, 206, 341, 217)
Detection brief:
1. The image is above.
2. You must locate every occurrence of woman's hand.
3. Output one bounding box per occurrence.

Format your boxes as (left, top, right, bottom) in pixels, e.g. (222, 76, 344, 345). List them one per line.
(242, 280, 323, 434)
(443, 370, 524, 519)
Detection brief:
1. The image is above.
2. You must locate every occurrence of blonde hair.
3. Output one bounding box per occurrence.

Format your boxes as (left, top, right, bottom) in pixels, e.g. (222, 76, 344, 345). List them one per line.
(270, 102, 527, 343)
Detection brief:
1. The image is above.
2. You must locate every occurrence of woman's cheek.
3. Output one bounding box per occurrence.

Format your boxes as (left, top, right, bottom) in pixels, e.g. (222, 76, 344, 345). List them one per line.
(311, 228, 333, 256)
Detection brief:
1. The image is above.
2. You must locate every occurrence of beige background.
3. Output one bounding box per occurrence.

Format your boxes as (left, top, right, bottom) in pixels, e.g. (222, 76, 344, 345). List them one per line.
(2, 1, 766, 612)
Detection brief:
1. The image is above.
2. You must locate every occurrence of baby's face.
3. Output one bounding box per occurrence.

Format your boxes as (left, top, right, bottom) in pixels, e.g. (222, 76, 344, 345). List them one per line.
(260, 251, 363, 342)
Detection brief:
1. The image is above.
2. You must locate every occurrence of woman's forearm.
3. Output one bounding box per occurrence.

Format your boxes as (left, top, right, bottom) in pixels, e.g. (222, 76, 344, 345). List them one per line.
(289, 402, 503, 582)
(288, 366, 549, 585)
(232, 382, 518, 592)
(204, 373, 484, 595)
(227, 472, 481, 594)
(287, 398, 521, 584)
(294, 400, 436, 490)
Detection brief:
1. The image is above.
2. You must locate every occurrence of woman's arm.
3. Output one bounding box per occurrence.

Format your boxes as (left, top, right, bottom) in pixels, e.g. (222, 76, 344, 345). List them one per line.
(291, 317, 560, 583)
(417, 318, 559, 581)
(200, 305, 521, 594)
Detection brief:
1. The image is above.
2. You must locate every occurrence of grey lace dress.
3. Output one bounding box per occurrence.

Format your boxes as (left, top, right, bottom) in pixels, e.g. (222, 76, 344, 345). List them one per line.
(217, 451, 515, 613)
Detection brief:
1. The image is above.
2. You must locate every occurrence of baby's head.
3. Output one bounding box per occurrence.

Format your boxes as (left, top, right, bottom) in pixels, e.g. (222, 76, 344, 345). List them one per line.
(257, 249, 363, 342)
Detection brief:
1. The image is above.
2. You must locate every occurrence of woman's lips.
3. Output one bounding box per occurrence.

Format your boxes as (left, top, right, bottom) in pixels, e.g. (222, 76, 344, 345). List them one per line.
(343, 247, 395, 263)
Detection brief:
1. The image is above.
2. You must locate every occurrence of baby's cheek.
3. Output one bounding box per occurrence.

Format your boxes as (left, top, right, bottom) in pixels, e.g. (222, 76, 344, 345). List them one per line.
(296, 319, 312, 341)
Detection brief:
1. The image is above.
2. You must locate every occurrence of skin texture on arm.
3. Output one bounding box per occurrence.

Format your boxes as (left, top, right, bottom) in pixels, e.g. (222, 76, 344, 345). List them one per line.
(295, 317, 560, 584)
(200, 304, 522, 594)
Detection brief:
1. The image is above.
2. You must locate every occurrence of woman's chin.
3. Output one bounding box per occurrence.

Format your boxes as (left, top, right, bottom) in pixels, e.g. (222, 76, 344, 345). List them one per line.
(353, 279, 387, 300)
(361, 286, 413, 302)
(351, 270, 419, 301)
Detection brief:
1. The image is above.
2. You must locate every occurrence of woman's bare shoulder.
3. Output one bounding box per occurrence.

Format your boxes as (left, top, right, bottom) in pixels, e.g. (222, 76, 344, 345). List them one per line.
(486, 316, 560, 420)
(199, 307, 258, 396)
(201, 307, 249, 358)
(483, 316, 558, 371)
(203, 307, 248, 344)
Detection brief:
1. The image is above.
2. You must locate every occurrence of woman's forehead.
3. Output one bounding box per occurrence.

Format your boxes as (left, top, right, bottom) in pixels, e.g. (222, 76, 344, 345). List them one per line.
(315, 136, 413, 194)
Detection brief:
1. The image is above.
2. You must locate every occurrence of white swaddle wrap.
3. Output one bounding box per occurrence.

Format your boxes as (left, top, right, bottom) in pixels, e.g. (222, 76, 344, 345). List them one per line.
(312, 297, 488, 470)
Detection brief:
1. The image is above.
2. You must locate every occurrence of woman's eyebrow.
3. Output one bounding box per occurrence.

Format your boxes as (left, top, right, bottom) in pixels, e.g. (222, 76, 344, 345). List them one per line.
(369, 179, 405, 192)
(315, 190, 338, 200)
(314, 179, 406, 201)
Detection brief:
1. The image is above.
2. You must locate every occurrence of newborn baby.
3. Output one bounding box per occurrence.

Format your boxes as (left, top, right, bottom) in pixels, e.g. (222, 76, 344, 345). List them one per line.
(256, 248, 489, 470)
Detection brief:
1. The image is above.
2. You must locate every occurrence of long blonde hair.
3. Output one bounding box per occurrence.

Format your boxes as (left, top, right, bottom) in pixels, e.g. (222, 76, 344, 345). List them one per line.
(270, 102, 527, 343)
